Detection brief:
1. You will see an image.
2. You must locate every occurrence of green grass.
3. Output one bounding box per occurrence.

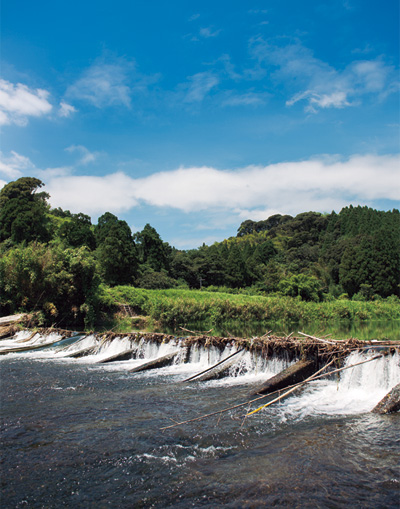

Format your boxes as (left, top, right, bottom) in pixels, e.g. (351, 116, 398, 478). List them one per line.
(101, 286, 400, 334)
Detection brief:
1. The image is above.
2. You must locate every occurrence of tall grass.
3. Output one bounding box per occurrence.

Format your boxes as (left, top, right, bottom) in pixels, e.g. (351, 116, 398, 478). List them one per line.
(102, 286, 400, 332)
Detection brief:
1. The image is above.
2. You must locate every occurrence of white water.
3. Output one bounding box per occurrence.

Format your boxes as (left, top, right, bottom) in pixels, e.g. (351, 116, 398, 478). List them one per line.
(2, 332, 399, 417)
(275, 350, 400, 419)
(0, 331, 64, 353)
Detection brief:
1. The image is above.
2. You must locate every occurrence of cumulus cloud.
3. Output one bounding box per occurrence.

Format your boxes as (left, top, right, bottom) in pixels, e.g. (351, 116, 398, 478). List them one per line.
(250, 38, 399, 112)
(40, 154, 399, 219)
(47, 172, 139, 214)
(0, 79, 52, 126)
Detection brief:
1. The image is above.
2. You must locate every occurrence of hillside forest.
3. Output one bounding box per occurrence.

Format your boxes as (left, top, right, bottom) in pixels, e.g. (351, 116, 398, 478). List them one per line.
(0, 177, 399, 327)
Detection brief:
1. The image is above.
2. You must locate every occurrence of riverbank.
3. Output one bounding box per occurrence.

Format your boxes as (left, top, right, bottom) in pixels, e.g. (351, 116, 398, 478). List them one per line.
(99, 286, 400, 339)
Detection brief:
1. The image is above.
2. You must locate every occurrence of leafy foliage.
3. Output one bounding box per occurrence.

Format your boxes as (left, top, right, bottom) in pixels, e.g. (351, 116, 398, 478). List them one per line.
(0, 176, 399, 329)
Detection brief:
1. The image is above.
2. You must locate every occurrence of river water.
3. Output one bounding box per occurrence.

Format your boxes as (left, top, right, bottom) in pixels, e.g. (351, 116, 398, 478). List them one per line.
(1, 333, 399, 508)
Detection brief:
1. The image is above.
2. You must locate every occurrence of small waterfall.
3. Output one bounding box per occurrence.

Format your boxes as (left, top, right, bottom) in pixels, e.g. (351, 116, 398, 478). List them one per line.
(276, 350, 400, 419)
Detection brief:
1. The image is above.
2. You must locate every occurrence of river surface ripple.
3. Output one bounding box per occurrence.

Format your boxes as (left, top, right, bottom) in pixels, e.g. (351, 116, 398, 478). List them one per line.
(1, 356, 399, 508)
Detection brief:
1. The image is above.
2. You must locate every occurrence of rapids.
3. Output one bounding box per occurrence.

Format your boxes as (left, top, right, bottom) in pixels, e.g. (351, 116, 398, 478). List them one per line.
(1, 332, 399, 507)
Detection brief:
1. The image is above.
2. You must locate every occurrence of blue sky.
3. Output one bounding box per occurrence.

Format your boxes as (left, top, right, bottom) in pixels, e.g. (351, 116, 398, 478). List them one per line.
(1, 0, 399, 248)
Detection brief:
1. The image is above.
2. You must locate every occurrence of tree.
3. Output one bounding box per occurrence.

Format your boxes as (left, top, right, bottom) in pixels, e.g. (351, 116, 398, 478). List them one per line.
(0, 177, 50, 243)
(58, 213, 96, 250)
(134, 224, 171, 272)
(0, 242, 100, 326)
(95, 212, 138, 286)
(278, 273, 322, 302)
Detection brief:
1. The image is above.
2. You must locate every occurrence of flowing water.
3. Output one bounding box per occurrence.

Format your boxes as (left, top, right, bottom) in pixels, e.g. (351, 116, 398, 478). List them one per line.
(1, 333, 399, 508)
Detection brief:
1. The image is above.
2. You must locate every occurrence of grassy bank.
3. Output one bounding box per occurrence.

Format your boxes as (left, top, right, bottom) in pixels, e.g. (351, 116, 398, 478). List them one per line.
(101, 286, 400, 333)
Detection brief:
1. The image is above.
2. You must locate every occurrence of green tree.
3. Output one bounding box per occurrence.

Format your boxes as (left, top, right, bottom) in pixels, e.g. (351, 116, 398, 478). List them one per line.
(0, 177, 50, 243)
(278, 273, 322, 302)
(58, 213, 96, 249)
(134, 224, 171, 272)
(0, 242, 100, 326)
(95, 212, 138, 286)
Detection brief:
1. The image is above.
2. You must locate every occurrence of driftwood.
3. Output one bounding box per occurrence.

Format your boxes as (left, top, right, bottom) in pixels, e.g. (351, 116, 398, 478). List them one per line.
(182, 349, 244, 382)
(0, 335, 67, 355)
(372, 383, 400, 414)
(62, 345, 97, 358)
(251, 358, 318, 396)
(161, 355, 383, 430)
(0, 314, 29, 326)
(247, 354, 383, 416)
(96, 347, 137, 364)
(129, 351, 180, 373)
(298, 331, 339, 345)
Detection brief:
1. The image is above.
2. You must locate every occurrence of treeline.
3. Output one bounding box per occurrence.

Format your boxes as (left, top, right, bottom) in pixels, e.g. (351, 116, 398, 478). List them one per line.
(0, 177, 399, 327)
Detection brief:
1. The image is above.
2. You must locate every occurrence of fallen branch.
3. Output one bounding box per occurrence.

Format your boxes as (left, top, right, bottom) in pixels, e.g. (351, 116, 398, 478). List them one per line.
(246, 354, 383, 416)
(161, 354, 383, 430)
(298, 331, 338, 345)
(181, 348, 244, 382)
(180, 327, 214, 335)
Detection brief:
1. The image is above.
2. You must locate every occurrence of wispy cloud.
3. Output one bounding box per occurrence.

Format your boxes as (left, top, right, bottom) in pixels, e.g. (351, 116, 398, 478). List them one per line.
(65, 55, 158, 109)
(221, 91, 269, 107)
(180, 72, 219, 103)
(59, 101, 77, 118)
(250, 38, 399, 112)
(0, 151, 35, 178)
(65, 145, 98, 165)
(199, 27, 221, 38)
(0, 79, 52, 126)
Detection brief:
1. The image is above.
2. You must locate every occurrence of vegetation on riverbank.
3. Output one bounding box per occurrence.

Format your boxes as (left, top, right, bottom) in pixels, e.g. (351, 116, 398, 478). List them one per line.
(100, 286, 400, 333)
(1, 177, 399, 330)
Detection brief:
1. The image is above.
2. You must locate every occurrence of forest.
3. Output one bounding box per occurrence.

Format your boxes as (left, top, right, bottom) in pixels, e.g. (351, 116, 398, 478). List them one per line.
(0, 177, 399, 328)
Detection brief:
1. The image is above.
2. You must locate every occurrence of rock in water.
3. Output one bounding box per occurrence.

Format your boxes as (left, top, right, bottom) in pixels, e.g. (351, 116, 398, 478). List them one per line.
(372, 383, 400, 414)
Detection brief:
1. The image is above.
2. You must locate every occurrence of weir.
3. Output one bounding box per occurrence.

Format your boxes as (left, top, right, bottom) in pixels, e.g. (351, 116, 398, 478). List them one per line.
(1, 328, 399, 415)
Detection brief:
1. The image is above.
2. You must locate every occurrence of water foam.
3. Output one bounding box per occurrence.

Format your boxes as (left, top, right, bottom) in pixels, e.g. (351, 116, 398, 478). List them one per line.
(273, 350, 400, 419)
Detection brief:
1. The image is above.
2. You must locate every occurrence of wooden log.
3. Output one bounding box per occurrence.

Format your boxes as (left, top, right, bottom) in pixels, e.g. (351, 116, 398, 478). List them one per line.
(251, 358, 318, 396)
(183, 348, 245, 382)
(372, 383, 400, 414)
(0, 336, 66, 355)
(96, 347, 137, 363)
(0, 313, 29, 326)
(129, 351, 180, 373)
(62, 345, 97, 358)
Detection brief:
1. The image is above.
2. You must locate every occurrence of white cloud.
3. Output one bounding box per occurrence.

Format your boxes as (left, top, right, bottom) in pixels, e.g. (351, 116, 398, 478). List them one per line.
(40, 154, 399, 219)
(46, 172, 139, 214)
(199, 27, 221, 38)
(66, 57, 134, 108)
(0, 151, 35, 178)
(222, 91, 269, 106)
(65, 145, 98, 165)
(59, 101, 77, 117)
(0, 79, 52, 126)
(250, 38, 399, 112)
(181, 72, 219, 103)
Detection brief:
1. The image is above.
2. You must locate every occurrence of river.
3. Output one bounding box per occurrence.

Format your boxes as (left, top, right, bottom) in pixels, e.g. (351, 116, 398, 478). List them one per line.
(1, 332, 399, 507)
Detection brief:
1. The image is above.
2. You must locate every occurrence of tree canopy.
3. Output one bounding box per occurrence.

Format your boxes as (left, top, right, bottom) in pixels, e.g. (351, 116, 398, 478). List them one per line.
(1, 177, 399, 326)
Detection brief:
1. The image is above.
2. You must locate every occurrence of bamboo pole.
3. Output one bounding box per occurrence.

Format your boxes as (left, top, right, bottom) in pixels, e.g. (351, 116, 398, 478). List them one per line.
(181, 348, 244, 382)
(161, 354, 383, 430)
(298, 331, 338, 345)
(246, 354, 383, 416)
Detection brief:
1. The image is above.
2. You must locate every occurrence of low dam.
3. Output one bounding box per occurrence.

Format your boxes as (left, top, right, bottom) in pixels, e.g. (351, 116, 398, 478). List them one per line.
(1, 327, 399, 507)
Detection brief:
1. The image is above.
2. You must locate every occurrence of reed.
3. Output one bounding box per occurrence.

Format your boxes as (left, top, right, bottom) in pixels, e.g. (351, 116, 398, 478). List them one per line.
(103, 287, 400, 332)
